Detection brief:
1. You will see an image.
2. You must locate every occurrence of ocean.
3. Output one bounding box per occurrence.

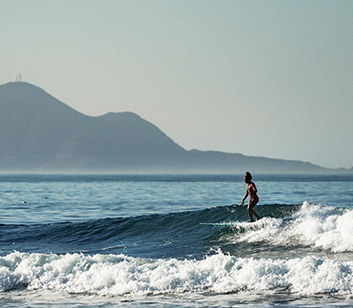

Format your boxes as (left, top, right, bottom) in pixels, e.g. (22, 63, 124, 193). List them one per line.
(1, 173, 353, 307)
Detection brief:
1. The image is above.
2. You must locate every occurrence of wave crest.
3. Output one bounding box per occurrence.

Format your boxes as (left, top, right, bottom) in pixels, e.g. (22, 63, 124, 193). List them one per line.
(260, 202, 353, 253)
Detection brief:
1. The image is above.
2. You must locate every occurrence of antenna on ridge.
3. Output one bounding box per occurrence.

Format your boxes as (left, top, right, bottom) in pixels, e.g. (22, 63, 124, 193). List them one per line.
(16, 74, 23, 82)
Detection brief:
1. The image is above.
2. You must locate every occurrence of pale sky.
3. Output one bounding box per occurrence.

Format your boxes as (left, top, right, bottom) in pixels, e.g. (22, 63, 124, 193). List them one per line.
(1, 0, 353, 169)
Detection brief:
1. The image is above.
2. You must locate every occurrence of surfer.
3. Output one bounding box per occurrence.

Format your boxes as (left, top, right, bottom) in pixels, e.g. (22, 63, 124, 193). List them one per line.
(241, 172, 260, 222)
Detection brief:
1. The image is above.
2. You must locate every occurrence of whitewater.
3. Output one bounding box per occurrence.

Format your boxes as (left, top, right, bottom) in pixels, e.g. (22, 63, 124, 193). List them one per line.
(1, 174, 353, 307)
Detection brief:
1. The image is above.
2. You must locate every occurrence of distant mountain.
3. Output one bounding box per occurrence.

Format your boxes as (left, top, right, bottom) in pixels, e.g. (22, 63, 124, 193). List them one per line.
(0, 82, 347, 174)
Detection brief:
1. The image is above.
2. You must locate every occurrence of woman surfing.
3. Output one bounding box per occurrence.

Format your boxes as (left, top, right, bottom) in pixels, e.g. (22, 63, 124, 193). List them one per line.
(241, 172, 260, 222)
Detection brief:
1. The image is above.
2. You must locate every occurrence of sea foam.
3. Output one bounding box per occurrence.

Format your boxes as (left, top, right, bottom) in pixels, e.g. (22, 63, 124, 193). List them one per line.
(232, 202, 353, 253)
(1, 250, 353, 296)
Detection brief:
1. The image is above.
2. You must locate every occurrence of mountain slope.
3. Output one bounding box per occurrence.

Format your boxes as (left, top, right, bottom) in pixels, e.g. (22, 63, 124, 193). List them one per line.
(0, 82, 186, 172)
(0, 82, 341, 173)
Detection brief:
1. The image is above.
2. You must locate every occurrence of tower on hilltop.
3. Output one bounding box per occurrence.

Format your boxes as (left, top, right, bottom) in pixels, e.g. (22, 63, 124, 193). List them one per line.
(16, 74, 23, 82)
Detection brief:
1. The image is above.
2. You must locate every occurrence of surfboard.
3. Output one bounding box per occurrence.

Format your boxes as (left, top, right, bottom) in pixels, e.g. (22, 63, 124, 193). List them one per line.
(200, 220, 260, 226)
(200, 222, 240, 226)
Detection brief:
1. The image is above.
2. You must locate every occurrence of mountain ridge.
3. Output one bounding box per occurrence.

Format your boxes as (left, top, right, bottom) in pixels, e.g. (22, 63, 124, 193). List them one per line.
(0, 82, 349, 174)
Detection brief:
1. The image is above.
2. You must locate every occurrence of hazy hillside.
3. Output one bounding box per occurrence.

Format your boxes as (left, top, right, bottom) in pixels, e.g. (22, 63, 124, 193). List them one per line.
(0, 82, 345, 174)
(0, 82, 186, 172)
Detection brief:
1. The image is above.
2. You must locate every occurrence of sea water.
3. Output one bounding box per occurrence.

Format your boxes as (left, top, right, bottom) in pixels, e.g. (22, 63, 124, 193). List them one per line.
(0, 174, 353, 307)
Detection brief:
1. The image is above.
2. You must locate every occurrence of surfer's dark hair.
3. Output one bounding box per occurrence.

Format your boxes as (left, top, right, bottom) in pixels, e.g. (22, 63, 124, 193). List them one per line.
(245, 172, 252, 181)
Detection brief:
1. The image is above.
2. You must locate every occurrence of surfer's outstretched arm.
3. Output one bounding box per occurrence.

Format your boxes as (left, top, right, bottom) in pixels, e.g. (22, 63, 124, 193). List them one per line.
(241, 192, 248, 206)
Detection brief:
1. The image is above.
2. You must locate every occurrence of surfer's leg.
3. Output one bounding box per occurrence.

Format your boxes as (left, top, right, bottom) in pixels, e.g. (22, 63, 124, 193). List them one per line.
(247, 209, 253, 222)
(248, 197, 260, 222)
(247, 200, 254, 222)
(252, 209, 260, 221)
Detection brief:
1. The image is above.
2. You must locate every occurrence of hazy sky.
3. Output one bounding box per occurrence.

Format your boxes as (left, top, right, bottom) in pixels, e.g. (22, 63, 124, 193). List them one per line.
(1, 0, 353, 169)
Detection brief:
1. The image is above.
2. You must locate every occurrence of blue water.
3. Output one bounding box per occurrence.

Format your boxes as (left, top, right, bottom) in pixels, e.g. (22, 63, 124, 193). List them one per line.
(1, 174, 353, 307)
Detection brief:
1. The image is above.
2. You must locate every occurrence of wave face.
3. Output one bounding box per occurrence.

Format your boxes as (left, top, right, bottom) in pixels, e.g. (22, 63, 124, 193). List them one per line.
(2, 202, 353, 259)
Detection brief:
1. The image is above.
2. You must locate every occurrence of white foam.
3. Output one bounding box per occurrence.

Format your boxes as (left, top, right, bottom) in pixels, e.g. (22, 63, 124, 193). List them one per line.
(232, 202, 353, 253)
(1, 251, 353, 296)
(292, 202, 353, 252)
